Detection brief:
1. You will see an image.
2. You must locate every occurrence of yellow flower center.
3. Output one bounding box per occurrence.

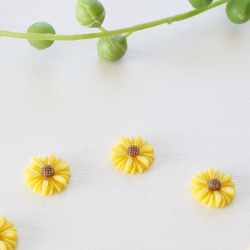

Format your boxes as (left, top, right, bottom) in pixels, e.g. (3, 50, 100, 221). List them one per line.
(41, 165, 55, 178)
(208, 178, 221, 191)
(127, 145, 140, 157)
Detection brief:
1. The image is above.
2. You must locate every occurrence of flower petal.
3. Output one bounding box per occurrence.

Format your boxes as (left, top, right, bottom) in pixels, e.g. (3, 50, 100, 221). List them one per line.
(195, 188, 209, 202)
(41, 180, 50, 196)
(130, 167, 136, 175)
(0, 216, 7, 230)
(53, 175, 68, 188)
(2, 239, 17, 250)
(123, 157, 133, 174)
(207, 168, 216, 179)
(134, 135, 142, 146)
(0, 229, 17, 239)
(220, 174, 232, 184)
(111, 148, 126, 156)
(191, 176, 207, 186)
(116, 159, 127, 171)
(130, 137, 135, 145)
(43, 155, 48, 165)
(25, 168, 42, 177)
(136, 156, 149, 169)
(118, 137, 130, 148)
(54, 162, 70, 172)
(0, 217, 18, 250)
(31, 157, 43, 168)
(201, 191, 212, 205)
(200, 171, 210, 181)
(136, 163, 144, 173)
(54, 158, 62, 167)
(0, 241, 7, 250)
(48, 153, 56, 165)
(221, 187, 235, 199)
(139, 144, 154, 154)
(219, 189, 232, 205)
(32, 179, 43, 193)
(214, 191, 222, 208)
(50, 178, 63, 193)
(111, 156, 127, 166)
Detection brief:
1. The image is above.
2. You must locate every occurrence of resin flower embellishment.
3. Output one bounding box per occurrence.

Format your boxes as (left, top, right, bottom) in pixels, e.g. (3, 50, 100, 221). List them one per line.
(25, 154, 71, 196)
(111, 135, 154, 174)
(190, 167, 236, 208)
(0, 216, 18, 250)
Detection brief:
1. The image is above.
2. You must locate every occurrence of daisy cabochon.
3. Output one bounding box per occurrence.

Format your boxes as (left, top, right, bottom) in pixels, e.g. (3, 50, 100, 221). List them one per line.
(111, 135, 154, 174)
(190, 167, 236, 208)
(0, 216, 18, 250)
(25, 154, 71, 196)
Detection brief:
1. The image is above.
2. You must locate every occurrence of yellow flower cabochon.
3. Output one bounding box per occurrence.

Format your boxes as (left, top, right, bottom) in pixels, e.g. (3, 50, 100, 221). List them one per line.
(0, 216, 18, 250)
(111, 135, 154, 174)
(190, 167, 235, 208)
(25, 154, 71, 196)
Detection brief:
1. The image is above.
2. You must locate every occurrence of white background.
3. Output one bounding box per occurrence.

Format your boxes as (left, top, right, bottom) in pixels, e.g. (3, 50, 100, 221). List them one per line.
(0, 0, 250, 249)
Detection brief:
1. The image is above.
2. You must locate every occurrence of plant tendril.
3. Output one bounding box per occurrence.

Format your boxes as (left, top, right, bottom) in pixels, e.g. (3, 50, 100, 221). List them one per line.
(98, 26, 108, 33)
(0, 0, 227, 41)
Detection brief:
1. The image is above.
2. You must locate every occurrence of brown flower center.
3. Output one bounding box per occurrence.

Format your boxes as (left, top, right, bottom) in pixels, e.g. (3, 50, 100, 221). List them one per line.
(41, 165, 55, 178)
(208, 178, 221, 191)
(127, 145, 140, 157)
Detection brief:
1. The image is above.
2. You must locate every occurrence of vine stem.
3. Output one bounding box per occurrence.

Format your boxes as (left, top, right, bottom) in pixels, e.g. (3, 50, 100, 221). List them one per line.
(0, 0, 227, 41)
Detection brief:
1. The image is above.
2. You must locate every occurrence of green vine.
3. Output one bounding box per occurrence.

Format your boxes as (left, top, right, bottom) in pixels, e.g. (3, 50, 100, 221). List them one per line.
(0, 0, 249, 61)
(0, 0, 227, 41)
